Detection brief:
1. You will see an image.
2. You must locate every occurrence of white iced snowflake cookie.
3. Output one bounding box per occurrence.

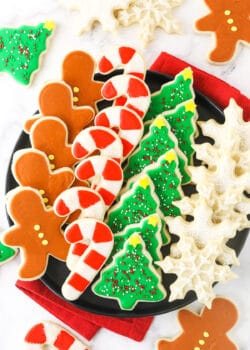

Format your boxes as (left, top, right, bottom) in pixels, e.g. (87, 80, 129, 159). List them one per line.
(59, 0, 131, 34)
(157, 236, 237, 308)
(117, 0, 183, 46)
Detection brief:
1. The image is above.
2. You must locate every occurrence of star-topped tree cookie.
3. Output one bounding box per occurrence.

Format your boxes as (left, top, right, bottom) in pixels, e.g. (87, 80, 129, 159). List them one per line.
(92, 233, 166, 310)
(0, 21, 55, 85)
(124, 116, 190, 184)
(144, 67, 195, 123)
(195, 0, 250, 63)
(157, 236, 236, 307)
(107, 175, 170, 244)
(2, 187, 69, 280)
(157, 297, 238, 350)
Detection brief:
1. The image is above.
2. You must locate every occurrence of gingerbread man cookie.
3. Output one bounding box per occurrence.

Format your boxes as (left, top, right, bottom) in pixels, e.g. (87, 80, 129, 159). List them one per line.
(195, 0, 250, 63)
(2, 187, 69, 280)
(24, 81, 94, 142)
(30, 117, 78, 169)
(12, 149, 75, 206)
(157, 297, 238, 350)
(62, 50, 103, 112)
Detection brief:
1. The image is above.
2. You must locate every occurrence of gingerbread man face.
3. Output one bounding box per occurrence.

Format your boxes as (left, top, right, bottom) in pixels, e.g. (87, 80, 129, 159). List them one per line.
(195, 0, 250, 63)
(62, 50, 104, 112)
(157, 297, 238, 350)
(2, 188, 69, 280)
(24, 81, 94, 143)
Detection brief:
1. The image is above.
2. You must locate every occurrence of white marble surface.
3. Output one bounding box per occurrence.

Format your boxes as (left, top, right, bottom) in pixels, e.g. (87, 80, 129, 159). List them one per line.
(0, 0, 249, 349)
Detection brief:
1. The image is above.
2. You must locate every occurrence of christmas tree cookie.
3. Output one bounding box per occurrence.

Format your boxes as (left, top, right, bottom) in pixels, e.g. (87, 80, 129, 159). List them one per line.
(124, 116, 190, 184)
(107, 175, 169, 244)
(107, 214, 163, 266)
(144, 67, 195, 123)
(0, 240, 17, 265)
(0, 21, 55, 85)
(92, 233, 166, 310)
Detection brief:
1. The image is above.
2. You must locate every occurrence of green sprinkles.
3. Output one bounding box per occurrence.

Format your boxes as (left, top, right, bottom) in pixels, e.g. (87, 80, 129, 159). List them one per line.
(0, 21, 55, 85)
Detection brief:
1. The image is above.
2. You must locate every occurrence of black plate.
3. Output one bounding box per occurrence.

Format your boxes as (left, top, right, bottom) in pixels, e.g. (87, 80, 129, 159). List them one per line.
(6, 70, 249, 317)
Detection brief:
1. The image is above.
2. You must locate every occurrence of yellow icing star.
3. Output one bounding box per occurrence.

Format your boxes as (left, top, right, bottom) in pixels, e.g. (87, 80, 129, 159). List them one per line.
(43, 21, 56, 31)
(129, 233, 142, 248)
(148, 215, 159, 227)
(153, 116, 166, 129)
(165, 150, 176, 163)
(185, 101, 196, 113)
(182, 67, 193, 80)
(138, 177, 150, 189)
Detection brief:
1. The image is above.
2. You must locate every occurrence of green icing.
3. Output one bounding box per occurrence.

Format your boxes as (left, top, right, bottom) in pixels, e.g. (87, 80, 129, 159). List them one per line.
(0, 241, 16, 264)
(107, 175, 169, 244)
(93, 233, 166, 310)
(144, 68, 194, 123)
(0, 22, 55, 85)
(107, 214, 162, 266)
(124, 116, 190, 184)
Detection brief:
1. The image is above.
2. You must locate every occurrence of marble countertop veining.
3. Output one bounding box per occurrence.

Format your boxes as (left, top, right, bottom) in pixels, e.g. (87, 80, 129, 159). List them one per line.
(0, 1, 249, 349)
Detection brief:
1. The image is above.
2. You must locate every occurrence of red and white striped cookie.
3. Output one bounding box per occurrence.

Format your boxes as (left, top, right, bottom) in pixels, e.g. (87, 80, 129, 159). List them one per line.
(24, 321, 88, 349)
(98, 46, 146, 80)
(54, 187, 106, 220)
(72, 126, 123, 164)
(62, 218, 113, 300)
(94, 106, 143, 159)
(75, 155, 123, 209)
(101, 75, 150, 118)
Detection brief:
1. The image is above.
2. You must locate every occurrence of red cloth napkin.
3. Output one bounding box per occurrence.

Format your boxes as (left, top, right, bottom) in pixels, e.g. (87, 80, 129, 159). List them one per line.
(16, 280, 153, 342)
(15, 52, 250, 344)
(151, 52, 250, 121)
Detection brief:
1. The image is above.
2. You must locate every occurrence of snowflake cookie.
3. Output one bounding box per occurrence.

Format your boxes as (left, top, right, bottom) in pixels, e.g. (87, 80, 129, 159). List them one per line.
(117, 0, 183, 46)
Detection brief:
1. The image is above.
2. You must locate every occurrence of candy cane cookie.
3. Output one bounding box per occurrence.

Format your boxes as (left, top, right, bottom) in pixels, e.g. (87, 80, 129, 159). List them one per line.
(24, 321, 88, 349)
(101, 74, 150, 118)
(54, 187, 106, 221)
(98, 46, 146, 80)
(72, 126, 123, 163)
(95, 106, 143, 159)
(62, 218, 114, 300)
(75, 155, 123, 209)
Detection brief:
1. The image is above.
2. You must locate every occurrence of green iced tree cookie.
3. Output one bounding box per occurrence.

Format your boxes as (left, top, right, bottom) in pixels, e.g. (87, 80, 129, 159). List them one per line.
(144, 67, 195, 123)
(108, 214, 162, 266)
(124, 116, 190, 184)
(107, 175, 169, 244)
(93, 233, 166, 310)
(0, 21, 55, 85)
(0, 241, 17, 265)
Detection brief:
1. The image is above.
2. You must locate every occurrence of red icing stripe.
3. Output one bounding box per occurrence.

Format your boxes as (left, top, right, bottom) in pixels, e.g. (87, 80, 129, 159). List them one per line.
(78, 189, 100, 208)
(126, 103, 144, 118)
(119, 46, 135, 64)
(98, 187, 116, 206)
(54, 330, 75, 350)
(120, 109, 142, 130)
(76, 160, 95, 180)
(130, 72, 144, 79)
(128, 78, 148, 97)
(65, 223, 83, 243)
(25, 323, 46, 344)
(68, 273, 89, 292)
(93, 221, 113, 243)
(72, 242, 88, 256)
(90, 129, 116, 149)
(102, 81, 117, 99)
(95, 112, 110, 127)
(84, 249, 106, 270)
(73, 142, 88, 158)
(121, 138, 134, 157)
(102, 159, 122, 181)
(115, 96, 128, 106)
(55, 199, 70, 216)
(98, 56, 113, 73)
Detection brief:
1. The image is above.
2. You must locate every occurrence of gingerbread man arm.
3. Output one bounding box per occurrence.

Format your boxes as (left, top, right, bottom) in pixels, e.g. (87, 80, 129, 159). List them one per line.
(195, 14, 217, 31)
(211, 336, 238, 350)
(178, 309, 200, 328)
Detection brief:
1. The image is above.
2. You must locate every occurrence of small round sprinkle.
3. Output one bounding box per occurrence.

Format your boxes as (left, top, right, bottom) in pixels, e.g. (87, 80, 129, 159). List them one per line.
(48, 154, 55, 160)
(50, 164, 55, 170)
(194, 347, 200, 350)
(42, 239, 48, 246)
(73, 86, 80, 93)
(203, 332, 209, 338)
(224, 10, 231, 15)
(38, 233, 44, 239)
(46, 205, 52, 209)
(39, 189, 45, 195)
(199, 340, 205, 345)
(34, 224, 40, 231)
(227, 18, 234, 24)
(43, 197, 49, 204)
(73, 96, 79, 103)
(231, 26, 238, 31)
